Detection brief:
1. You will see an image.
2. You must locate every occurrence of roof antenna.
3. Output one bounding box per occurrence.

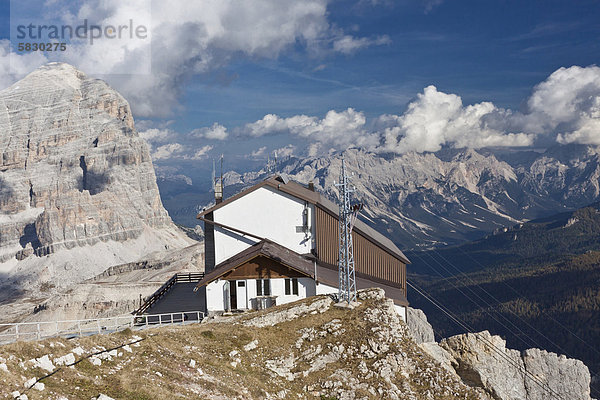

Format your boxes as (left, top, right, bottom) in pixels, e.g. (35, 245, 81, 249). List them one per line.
(274, 150, 278, 173)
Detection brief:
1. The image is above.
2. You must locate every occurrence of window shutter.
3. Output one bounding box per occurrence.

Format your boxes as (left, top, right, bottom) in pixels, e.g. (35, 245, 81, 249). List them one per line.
(256, 279, 262, 296)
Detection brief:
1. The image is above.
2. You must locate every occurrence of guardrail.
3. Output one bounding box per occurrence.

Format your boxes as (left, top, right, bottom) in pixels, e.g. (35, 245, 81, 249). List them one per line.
(135, 272, 205, 315)
(0, 310, 204, 345)
(174, 273, 205, 282)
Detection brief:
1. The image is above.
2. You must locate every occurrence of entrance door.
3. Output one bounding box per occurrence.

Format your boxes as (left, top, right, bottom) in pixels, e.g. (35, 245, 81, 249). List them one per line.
(236, 281, 247, 309)
(228, 280, 237, 310)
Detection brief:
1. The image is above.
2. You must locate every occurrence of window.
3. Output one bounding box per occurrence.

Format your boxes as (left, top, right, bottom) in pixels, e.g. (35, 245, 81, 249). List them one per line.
(238, 281, 245, 287)
(256, 279, 270, 296)
(285, 278, 299, 295)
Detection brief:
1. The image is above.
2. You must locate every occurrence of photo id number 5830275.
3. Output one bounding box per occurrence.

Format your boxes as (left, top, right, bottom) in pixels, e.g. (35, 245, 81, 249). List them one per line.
(17, 43, 67, 52)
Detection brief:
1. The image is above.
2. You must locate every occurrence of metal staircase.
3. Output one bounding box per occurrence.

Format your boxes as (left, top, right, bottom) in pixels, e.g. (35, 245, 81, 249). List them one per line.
(134, 272, 204, 315)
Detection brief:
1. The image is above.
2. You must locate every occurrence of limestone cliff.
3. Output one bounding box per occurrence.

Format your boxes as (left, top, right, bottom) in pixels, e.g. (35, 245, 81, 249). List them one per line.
(408, 307, 592, 400)
(0, 63, 192, 293)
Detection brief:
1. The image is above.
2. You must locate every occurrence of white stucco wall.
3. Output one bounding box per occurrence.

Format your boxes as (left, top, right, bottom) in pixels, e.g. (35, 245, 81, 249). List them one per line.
(206, 280, 227, 312)
(213, 186, 315, 264)
(207, 278, 407, 322)
(274, 277, 315, 305)
(315, 282, 338, 296)
(206, 277, 317, 312)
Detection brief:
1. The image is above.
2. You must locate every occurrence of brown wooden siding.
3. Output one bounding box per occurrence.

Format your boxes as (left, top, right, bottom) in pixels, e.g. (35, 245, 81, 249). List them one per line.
(204, 212, 215, 272)
(315, 206, 406, 296)
(222, 256, 306, 280)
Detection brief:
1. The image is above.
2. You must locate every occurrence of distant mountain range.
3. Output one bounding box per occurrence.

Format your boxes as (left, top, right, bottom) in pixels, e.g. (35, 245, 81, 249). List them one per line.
(158, 144, 600, 248)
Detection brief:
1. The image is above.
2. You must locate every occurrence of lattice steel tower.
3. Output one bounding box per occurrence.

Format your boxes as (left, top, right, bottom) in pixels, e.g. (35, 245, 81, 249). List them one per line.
(336, 158, 360, 303)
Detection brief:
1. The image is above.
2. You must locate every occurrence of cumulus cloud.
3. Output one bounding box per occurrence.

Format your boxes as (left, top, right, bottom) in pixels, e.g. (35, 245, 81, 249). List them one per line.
(151, 142, 213, 161)
(185, 65, 600, 157)
(139, 122, 227, 161)
(527, 65, 600, 145)
(192, 123, 229, 140)
(0, 40, 47, 89)
(1, 0, 385, 117)
(378, 66, 600, 152)
(381, 85, 534, 153)
(243, 108, 379, 151)
(152, 143, 185, 160)
(139, 128, 175, 145)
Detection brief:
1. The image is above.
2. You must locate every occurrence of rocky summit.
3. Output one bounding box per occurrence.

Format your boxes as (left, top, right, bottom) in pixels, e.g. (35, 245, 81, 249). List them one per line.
(0, 63, 191, 293)
(0, 289, 591, 400)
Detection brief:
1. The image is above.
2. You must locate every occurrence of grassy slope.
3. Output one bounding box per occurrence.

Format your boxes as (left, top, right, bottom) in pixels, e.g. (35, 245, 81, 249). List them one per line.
(0, 293, 481, 400)
(407, 202, 600, 396)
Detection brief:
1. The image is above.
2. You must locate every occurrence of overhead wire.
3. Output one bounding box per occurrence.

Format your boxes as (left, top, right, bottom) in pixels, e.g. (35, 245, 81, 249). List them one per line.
(406, 229, 599, 365)
(410, 233, 600, 382)
(411, 250, 547, 352)
(454, 244, 600, 361)
(407, 279, 568, 400)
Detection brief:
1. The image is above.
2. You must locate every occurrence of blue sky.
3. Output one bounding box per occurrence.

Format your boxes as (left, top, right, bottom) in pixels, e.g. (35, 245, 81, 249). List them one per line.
(185, 0, 600, 119)
(1, 0, 600, 171)
(179, 0, 600, 127)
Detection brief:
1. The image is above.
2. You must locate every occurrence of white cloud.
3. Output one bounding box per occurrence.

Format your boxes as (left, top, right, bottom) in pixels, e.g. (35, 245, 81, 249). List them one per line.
(332, 35, 391, 54)
(274, 144, 295, 158)
(139, 128, 175, 144)
(150, 142, 213, 161)
(247, 144, 294, 160)
(192, 123, 229, 140)
(147, 65, 600, 158)
(244, 108, 379, 152)
(381, 85, 534, 153)
(527, 65, 600, 145)
(380, 66, 600, 152)
(0, 40, 47, 90)
(1, 1, 387, 117)
(250, 146, 268, 158)
(191, 145, 213, 160)
(152, 143, 185, 160)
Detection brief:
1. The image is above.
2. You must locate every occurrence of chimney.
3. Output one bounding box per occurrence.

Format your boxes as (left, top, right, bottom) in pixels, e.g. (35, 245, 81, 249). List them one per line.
(213, 154, 224, 204)
(215, 181, 223, 204)
(308, 181, 315, 191)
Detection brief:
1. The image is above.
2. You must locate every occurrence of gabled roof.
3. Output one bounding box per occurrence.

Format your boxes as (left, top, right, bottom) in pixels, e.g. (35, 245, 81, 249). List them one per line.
(197, 175, 410, 264)
(195, 240, 316, 288)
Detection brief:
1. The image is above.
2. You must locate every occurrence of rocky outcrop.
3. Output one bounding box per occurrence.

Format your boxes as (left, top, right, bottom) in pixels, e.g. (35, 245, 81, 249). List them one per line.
(406, 306, 435, 344)
(0, 63, 192, 292)
(420, 330, 592, 400)
(0, 288, 592, 399)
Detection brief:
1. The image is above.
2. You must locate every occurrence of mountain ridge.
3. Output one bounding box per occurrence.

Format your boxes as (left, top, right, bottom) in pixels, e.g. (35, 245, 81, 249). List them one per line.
(171, 145, 600, 249)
